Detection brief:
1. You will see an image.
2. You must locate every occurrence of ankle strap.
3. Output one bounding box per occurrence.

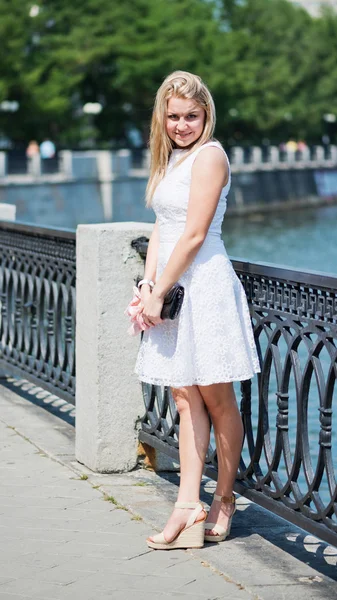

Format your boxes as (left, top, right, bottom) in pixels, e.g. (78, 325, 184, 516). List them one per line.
(175, 501, 202, 509)
(214, 493, 235, 504)
(175, 501, 204, 528)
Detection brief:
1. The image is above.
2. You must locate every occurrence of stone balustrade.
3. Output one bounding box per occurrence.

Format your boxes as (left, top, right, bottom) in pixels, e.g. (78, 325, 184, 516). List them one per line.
(0, 144, 336, 181)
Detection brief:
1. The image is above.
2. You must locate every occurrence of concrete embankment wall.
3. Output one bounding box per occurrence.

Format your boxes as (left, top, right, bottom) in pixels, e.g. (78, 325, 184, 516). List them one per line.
(0, 148, 336, 228)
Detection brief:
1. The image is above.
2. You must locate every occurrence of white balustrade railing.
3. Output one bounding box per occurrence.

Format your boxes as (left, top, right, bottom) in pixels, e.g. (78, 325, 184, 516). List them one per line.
(229, 144, 337, 171)
(0, 145, 336, 180)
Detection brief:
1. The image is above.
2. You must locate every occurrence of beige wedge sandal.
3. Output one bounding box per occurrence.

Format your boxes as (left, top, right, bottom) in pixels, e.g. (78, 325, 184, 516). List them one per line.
(204, 493, 236, 543)
(146, 501, 206, 550)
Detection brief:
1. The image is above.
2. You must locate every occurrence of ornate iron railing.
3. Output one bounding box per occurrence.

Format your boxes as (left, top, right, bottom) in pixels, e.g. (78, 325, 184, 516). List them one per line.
(0, 221, 76, 404)
(134, 238, 337, 547)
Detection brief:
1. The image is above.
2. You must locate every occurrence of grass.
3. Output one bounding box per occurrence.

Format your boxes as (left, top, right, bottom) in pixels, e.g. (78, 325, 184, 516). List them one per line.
(131, 514, 143, 521)
(133, 481, 149, 487)
(103, 495, 128, 511)
(71, 473, 89, 481)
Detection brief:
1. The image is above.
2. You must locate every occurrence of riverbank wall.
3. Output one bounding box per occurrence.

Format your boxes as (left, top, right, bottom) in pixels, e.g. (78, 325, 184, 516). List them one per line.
(0, 146, 336, 227)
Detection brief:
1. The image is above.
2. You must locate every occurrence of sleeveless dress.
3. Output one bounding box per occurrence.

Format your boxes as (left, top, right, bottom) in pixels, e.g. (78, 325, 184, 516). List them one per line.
(135, 140, 260, 387)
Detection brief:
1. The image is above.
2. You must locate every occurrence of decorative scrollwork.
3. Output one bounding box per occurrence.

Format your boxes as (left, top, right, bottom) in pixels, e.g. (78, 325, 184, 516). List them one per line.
(137, 241, 337, 547)
(0, 221, 76, 403)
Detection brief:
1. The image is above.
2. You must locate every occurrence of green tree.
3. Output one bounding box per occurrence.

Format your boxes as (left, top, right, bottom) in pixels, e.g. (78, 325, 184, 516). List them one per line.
(213, 0, 337, 144)
(0, 0, 337, 146)
(0, 0, 222, 146)
(0, 1, 40, 142)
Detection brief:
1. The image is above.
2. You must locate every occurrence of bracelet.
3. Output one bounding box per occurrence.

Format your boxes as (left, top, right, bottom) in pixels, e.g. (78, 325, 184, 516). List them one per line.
(138, 279, 155, 290)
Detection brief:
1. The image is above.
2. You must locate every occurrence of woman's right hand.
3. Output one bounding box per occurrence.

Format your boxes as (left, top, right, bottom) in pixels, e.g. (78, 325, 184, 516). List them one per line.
(140, 285, 152, 305)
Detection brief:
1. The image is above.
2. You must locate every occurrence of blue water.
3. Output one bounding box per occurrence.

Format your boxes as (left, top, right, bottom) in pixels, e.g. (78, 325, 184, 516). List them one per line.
(223, 204, 337, 275)
(221, 205, 337, 511)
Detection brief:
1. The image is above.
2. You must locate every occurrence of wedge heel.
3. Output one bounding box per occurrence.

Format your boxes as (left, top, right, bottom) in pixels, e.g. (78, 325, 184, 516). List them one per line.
(146, 501, 206, 550)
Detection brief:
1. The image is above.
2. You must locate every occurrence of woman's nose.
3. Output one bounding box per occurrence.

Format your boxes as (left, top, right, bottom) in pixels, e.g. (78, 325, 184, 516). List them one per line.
(176, 118, 187, 130)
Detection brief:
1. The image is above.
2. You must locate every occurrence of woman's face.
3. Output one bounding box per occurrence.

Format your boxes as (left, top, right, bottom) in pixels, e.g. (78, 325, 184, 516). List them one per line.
(166, 97, 206, 149)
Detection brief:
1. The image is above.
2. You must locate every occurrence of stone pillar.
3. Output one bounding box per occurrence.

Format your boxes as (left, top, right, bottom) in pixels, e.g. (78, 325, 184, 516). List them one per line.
(59, 150, 73, 178)
(330, 145, 337, 163)
(0, 152, 7, 177)
(75, 221, 154, 472)
(269, 146, 280, 165)
(231, 147, 244, 166)
(0, 203, 16, 220)
(285, 149, 296, 165)
(251, 146, 262, 167)
(96, 151, 113, 221)
(28, 153, 41, 177)
(298, 145, 310, 164)
(314, 145, 325, 164)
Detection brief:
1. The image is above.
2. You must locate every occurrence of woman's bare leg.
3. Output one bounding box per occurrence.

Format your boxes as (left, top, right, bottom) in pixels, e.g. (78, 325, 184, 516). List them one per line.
(147, 385, 209, 543)
(198, 382, 243, 537)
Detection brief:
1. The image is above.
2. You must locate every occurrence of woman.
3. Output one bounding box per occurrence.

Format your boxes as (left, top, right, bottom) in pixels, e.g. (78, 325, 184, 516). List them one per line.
(134, 71, 260, 550)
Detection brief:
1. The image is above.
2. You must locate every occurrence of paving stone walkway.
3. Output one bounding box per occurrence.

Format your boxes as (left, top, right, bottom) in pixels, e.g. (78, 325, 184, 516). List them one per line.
(0, 418, 254, 600)
(0, 381, 336, 600)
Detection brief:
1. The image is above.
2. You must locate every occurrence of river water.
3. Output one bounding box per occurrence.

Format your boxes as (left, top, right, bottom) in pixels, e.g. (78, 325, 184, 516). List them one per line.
(221, 204, 337, 511)
(223, 204, 337, 275)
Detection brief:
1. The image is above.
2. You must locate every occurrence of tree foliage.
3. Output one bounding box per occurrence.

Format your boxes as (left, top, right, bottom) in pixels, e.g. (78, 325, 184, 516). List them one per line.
(0, 0, 336, 146)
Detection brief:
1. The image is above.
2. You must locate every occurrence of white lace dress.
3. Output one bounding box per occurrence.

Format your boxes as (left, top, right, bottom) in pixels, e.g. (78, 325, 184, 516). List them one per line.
(135, 140, 260, 387)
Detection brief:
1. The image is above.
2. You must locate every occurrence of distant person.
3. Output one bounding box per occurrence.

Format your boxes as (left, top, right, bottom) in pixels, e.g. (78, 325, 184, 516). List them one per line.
(40, 138, 56, 159)
(286, 139, 298, 151)
(26, 140, 39, 158)
(127, 127, 143, 148)
(129, 71, 260, 550)
(297, 140, 309, 158)
(297, 140, 308, 152)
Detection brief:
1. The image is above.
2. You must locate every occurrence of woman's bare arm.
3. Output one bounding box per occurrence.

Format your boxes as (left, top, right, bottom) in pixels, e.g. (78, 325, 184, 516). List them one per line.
(140, 219, 159, 302)
(142, 147, 228, 325)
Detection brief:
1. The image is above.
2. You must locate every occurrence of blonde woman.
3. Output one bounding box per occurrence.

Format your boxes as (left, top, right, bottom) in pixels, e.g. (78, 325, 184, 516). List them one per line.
(135, 71, 260, 550)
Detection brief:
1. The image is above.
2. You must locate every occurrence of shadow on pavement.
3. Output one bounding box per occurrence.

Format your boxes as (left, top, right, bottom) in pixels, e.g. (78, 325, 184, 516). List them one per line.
(0, 376, 75, 427)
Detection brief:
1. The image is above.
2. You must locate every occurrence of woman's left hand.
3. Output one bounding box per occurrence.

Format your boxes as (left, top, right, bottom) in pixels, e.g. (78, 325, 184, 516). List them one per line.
(142, 291, 164, 327)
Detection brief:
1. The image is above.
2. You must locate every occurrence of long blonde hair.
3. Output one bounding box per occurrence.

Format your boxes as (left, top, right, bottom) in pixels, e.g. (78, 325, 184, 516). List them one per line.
(146, 71, 216, 206)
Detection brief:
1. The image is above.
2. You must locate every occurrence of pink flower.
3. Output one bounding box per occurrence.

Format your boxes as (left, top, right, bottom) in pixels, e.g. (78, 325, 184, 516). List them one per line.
(124, 286, 151, 336)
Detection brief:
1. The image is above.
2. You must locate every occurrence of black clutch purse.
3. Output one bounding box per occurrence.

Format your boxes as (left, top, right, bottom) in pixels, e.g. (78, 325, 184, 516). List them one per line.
(161, 284, 185, 320)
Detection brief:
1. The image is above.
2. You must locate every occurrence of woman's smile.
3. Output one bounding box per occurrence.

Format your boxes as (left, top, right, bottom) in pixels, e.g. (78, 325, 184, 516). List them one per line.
(176, 132, 191, 137)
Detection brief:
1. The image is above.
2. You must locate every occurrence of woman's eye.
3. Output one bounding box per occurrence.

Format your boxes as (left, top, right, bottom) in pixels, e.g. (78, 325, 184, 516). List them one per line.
(167, 114, 197, 120)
